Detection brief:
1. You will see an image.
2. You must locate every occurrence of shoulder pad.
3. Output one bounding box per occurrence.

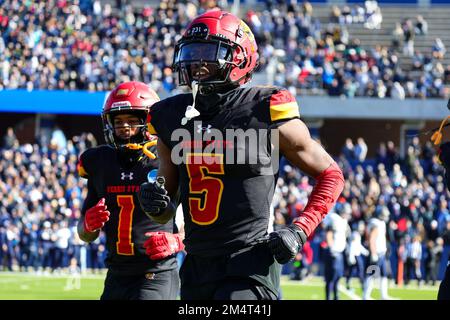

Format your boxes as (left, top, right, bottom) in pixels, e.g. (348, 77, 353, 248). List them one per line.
(147, 94, 192, 135)
(77, 146, 112, 178)
(268, 88, 300, 123)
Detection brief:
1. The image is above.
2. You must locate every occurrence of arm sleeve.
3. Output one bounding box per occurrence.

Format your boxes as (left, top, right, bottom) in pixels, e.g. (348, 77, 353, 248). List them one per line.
(292, 161, 345, 236)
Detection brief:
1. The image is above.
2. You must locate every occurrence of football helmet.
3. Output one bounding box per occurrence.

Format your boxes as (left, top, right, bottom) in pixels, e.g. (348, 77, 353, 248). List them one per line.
(102, 81, 159, 150)
(173, 10, 259, 94)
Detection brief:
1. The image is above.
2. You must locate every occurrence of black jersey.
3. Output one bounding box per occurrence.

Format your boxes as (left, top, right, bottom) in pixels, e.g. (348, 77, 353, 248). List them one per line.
(77, 145, 176, 275)
(148, 86, 300, 257)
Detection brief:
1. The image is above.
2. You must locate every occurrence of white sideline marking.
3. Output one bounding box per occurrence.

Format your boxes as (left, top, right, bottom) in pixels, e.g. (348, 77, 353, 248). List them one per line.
(338, 285, 362, 300)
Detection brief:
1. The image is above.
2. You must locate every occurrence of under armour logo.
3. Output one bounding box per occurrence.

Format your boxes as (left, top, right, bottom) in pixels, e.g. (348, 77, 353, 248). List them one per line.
(196, 124, 212, 133)
(121, 172, 134, 180)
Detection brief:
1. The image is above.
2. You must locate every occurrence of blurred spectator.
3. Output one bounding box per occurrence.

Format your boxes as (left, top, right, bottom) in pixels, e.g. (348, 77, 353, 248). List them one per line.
(51, 127, 68, 151)
(341, 6, 352, 25)
(405, 235, 423, 285)
(330, 6, 341, 25)
(391, 81, 405, 100)
(354, 137, 368, 162)
(403, 19, 415, 57)
(424, 238, 443, 286)
(64, 257, 81, 291)
(2, 127, 18, 149)
(364, 7, 382, 30)
(363, 209, 392, 300)
(432, 38, 446, 60)
(322, 208, 350, 300)
(291, 241, 313, 281)
(345, 230, 369, 290)
(414, 15, 428, 36)
(341, 138, 355, 160)
(391, 23, 404, 52)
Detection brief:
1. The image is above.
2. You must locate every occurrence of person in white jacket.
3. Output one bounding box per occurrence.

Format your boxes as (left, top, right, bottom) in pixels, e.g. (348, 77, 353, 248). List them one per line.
(363, 209, 394, 300)
(322, 208, 351, 300)
(345, 229, 369, 291)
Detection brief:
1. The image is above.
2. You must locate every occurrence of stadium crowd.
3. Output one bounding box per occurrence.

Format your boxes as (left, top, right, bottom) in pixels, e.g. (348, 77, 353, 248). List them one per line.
(0, 0, 448, 98)
(0, 129, 105, 273)
(246, 1, 448, 98)
(0, 0, 207, 94)
(273, 136, 450, 286)
(1, 126, 449, 288)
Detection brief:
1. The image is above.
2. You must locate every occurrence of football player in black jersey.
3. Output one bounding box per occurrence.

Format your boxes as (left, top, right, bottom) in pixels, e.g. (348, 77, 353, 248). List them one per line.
(437, 141, 450, 300)
(77, 81, 184, 300)
(138, 11, 345, 300)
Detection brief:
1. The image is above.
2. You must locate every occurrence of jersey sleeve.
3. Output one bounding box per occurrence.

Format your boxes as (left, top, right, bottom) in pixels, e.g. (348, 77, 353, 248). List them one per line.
(147, 101, 164, 135)
(268, 89, 300, 124)
(146, 99, 176, 148)
(77, 148, 96, 179)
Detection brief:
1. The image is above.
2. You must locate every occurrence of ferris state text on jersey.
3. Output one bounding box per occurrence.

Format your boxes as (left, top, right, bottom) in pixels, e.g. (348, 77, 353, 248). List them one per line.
(147, 86, 300, 257)
(77, 145, 177, 275)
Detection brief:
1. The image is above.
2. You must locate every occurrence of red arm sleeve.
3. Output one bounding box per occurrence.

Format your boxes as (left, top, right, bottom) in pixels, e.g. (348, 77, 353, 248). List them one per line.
(293, 161, 345, 236)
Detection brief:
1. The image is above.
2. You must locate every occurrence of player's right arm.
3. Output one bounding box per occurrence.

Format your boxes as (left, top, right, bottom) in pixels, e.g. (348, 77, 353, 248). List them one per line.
(267, 117, 344, 264)
(138, 138, 180, 224)
(77, 151, 110, 242)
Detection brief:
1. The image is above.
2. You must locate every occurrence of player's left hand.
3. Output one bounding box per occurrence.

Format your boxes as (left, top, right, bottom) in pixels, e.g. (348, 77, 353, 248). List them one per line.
(143, 232, 185, 260)
(138, 181, 170, 218)
(267, 225, 307, 264)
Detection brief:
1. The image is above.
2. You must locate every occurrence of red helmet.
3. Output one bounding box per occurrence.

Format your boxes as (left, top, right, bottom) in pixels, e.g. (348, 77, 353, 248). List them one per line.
(173, 10, 259, 93)
(102, 81, 160, 149)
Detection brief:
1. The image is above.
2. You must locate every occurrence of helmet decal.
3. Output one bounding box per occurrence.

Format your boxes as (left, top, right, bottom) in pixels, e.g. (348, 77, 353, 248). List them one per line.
(186, 23, 209, 38)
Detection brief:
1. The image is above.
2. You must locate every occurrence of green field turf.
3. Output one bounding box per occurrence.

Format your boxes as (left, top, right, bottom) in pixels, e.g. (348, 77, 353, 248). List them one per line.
(0, 272, 439, 300)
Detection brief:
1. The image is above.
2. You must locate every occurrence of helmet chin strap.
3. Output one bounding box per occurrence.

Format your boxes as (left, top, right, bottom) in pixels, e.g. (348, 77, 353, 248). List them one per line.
(122, 140, 157, 159)
(181, 81, 201, 125)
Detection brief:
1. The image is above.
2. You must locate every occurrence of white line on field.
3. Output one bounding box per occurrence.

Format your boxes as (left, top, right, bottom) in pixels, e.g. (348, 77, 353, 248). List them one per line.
(338, 285, 362, 300)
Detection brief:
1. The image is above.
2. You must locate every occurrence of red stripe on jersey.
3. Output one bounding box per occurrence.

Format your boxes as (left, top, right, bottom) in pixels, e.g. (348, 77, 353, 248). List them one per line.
(269, 89, 296, 106)
(77, 157, 88, 178)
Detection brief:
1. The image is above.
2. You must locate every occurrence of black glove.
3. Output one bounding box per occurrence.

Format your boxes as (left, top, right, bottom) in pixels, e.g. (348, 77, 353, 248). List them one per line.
(267, 225, 307, 264)
(138, 181, 170, 219)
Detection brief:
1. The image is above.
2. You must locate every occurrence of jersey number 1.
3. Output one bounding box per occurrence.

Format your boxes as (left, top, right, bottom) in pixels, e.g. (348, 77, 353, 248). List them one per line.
(186, 153, 224, 225)
(116, 195, 135, 255)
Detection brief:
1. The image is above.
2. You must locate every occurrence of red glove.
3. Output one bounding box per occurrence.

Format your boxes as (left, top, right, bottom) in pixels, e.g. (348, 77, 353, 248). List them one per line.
(143, 232, 184, 260)
(84, 198, 110, 233)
